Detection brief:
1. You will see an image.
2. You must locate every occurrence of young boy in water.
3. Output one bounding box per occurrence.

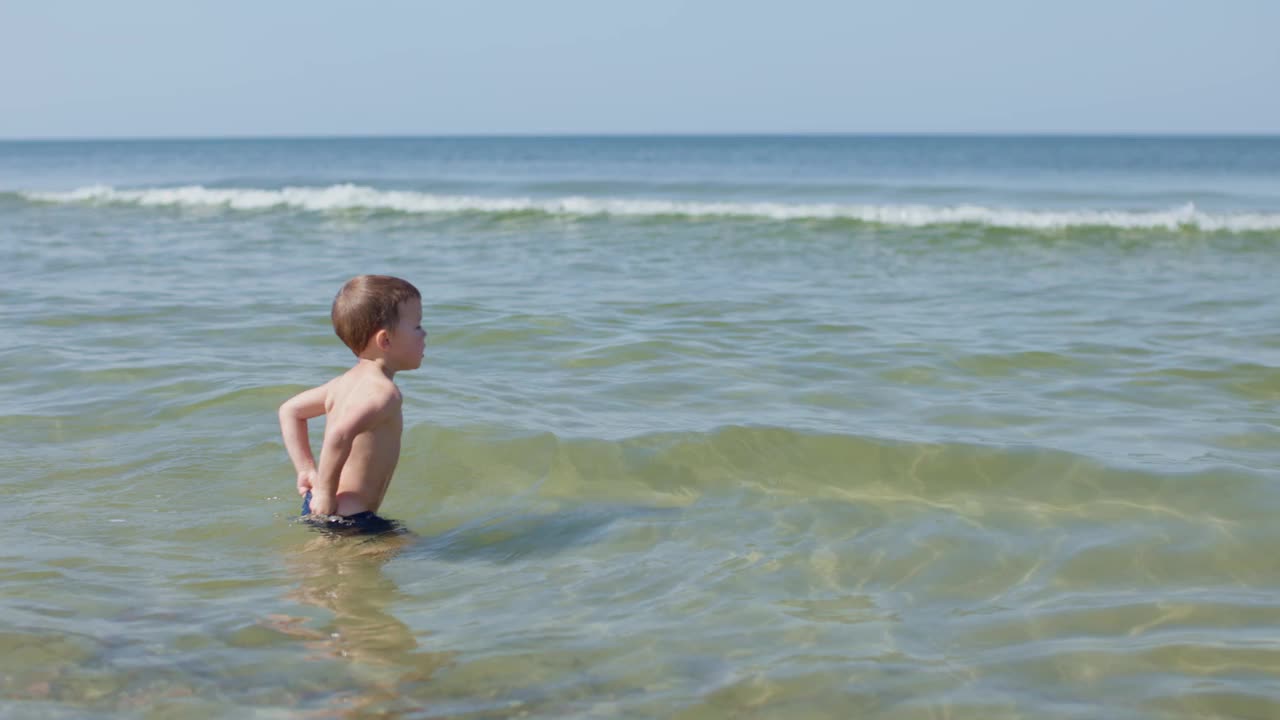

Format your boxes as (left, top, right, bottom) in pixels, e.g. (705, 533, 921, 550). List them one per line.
(278, 275, 426, 534)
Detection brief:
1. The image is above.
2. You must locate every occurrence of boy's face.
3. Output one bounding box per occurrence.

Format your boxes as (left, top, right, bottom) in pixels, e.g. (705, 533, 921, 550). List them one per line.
(388, 298, 427, 370)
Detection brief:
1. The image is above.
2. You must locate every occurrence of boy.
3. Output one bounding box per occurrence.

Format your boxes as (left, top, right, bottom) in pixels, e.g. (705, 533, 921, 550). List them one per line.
(278, 275, 426, 533)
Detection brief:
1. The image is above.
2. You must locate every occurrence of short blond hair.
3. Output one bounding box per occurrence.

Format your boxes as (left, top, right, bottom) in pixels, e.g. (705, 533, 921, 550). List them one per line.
(331, 275, 421, 355)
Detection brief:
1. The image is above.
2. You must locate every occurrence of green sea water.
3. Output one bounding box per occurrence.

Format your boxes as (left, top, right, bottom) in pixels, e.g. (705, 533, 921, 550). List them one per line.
(1, 136, 1279, 718)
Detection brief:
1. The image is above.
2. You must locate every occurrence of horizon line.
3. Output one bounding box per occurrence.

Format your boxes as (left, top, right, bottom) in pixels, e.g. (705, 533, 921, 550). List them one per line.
(3, 130, 1280, 143)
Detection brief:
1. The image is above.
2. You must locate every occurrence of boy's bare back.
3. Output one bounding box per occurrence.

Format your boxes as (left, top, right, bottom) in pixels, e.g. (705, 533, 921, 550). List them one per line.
(279, 276, 425, 522)
(316, 365, 403, 515)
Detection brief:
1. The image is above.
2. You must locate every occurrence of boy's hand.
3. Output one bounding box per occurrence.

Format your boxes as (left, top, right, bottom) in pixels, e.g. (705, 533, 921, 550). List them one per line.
(307, 493, 336, 516)
(296, 468, 317, 496)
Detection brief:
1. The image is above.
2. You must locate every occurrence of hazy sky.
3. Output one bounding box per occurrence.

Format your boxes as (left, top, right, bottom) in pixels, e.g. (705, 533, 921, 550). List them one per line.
(3, 0, 1277, 138)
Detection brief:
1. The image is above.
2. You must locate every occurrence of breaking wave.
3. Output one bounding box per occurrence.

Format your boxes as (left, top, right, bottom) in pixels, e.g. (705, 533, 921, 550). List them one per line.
(20, 184, 1280, 231)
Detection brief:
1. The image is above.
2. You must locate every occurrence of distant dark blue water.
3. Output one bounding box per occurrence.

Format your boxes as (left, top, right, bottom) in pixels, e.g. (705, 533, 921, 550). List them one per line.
(4, 135, 1280, 215)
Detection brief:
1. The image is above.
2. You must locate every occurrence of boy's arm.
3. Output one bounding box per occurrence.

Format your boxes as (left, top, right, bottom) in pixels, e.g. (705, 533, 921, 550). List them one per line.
(308, 388, 398, 516)
(278, 383, 330, 493)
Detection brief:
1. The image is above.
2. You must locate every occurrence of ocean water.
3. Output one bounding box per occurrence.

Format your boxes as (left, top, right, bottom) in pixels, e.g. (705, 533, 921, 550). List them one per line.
(1, 135, 1278, 719)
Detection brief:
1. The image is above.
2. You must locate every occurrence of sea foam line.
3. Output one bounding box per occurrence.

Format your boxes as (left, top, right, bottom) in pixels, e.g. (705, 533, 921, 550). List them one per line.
(21, 184, 1280, 231)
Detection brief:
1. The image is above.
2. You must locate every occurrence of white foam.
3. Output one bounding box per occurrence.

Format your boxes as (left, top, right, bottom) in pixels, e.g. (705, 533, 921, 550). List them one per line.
(22, 184, 1280, 232)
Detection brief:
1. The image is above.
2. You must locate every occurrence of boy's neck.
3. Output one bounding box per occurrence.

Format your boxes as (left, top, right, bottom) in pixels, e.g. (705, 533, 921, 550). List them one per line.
(354, 355, 397, 379)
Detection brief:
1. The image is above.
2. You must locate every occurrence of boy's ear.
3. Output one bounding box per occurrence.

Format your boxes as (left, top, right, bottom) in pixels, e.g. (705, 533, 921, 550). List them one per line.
(374, 328, 391, 350)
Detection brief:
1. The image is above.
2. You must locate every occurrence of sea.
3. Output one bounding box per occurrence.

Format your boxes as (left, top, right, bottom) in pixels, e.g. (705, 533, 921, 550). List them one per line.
(1, 135, 1278, 719)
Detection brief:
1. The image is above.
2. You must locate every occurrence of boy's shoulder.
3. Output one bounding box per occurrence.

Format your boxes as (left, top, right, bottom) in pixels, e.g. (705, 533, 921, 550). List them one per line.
(328, 364, 402, 407)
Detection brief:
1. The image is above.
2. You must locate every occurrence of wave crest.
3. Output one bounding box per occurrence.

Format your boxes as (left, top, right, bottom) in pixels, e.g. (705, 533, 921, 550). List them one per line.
(21, 184, 1280, 231)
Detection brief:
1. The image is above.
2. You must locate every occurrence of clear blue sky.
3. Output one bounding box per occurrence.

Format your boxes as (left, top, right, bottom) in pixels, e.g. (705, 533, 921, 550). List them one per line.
(3, 0, 1277, 138)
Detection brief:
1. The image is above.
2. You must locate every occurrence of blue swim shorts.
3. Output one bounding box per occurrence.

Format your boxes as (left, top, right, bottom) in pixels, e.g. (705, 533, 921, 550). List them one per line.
(300, 490, 400, 536)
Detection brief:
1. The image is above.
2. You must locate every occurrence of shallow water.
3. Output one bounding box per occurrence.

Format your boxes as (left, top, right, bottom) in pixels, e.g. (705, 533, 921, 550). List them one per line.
(1, 136, 1279, 718)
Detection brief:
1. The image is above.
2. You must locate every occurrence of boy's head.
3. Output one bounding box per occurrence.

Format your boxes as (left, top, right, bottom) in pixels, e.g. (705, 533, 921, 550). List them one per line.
(331, 275, 422, 357)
